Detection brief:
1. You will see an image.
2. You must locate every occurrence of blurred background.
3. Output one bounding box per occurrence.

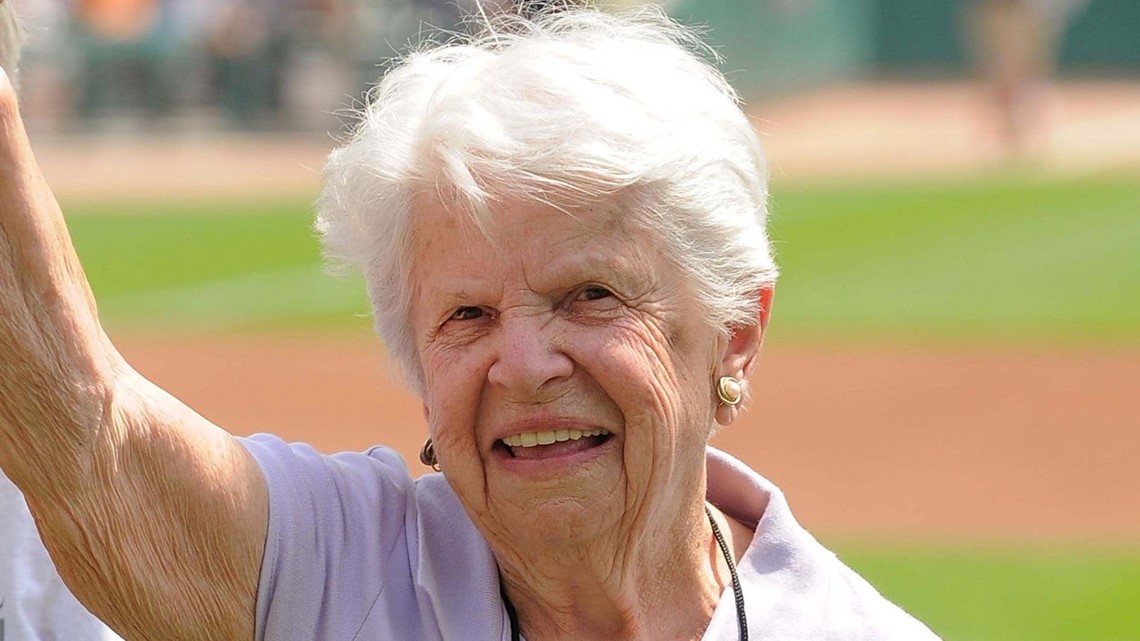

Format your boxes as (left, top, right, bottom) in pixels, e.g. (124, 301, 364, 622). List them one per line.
(13, 0, 1140, 142)
(11, 0, 1140, 639)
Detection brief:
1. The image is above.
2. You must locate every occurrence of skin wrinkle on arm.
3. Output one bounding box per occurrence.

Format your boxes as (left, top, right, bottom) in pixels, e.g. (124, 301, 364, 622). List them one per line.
(0, 63, 267, 640)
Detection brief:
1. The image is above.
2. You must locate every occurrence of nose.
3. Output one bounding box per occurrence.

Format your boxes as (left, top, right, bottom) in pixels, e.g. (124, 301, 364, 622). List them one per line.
(487, 312, 573, 399)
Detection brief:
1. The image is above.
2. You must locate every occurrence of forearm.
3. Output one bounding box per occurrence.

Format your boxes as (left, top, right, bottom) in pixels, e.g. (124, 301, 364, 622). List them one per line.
(0, 69, 265, 640)
(0, 95, 124, 503)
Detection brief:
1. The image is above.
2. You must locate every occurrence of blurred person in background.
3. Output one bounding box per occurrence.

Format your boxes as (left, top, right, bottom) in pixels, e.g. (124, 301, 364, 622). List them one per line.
(345, 0, 473, 98)
(964, 0, 1092, 155)
(206, 0, 357, 129)
(0, 3, 122, 639)
(205, 0, 274, 126)
(0, 4, 941, 640)
(70, 0, 183, 124)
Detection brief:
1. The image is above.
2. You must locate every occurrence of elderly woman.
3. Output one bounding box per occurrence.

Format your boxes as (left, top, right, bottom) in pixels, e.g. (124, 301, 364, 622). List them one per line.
(0, 4, 939, 641)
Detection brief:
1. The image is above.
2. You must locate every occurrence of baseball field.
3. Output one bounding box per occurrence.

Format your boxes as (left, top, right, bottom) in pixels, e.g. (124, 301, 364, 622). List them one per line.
(38, 82, 1140, 640)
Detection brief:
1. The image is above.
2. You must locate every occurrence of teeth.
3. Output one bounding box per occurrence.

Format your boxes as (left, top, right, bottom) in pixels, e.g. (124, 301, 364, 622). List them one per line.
(502, 428, 610, 448)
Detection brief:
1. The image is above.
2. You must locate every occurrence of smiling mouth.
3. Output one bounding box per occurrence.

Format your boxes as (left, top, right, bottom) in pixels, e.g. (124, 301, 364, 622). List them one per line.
(497, 428, 612, 460)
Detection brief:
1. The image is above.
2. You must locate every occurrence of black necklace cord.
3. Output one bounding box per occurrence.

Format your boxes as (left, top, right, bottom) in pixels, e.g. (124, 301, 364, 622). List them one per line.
(502, 507, 748, 641)
(706, 504, 749, 641)
(501, 580, 522, 641)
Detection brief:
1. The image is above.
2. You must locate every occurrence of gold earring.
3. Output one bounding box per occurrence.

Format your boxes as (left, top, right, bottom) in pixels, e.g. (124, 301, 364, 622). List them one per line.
(419, 438, 441, 472)
(716, 376, 742, 406)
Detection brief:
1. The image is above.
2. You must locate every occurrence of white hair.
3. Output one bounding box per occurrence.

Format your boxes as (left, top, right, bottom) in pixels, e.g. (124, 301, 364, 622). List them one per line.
(0, 0, 25, 78)
(317, 4, 778, 392)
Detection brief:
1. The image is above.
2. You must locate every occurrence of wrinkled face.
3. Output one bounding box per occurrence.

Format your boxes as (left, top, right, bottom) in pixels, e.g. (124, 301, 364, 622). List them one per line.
(409, 197, 726, 549)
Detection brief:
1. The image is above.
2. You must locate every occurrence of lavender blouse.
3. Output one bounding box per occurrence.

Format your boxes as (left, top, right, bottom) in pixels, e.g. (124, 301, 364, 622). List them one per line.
(240, 434, 940, 640)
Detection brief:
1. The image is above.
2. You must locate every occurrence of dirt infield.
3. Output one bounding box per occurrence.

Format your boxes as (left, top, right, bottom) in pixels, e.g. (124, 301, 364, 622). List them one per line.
(752, 80, 1140, 180)
(117, 335, 1139, 542)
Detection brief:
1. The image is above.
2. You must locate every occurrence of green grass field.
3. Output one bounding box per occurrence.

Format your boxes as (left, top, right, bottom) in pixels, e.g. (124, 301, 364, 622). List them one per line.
(67, 172, 1140, 344)
(772, 173, 1140, 345)
(68, 195, 372, 333)
(63, 172, 1140, 640)
(835, 543, 1140, 641)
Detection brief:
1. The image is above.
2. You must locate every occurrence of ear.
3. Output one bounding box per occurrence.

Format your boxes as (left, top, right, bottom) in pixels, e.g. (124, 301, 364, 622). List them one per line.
(715, 287, 774, 426)
(718, 287, 773, 378)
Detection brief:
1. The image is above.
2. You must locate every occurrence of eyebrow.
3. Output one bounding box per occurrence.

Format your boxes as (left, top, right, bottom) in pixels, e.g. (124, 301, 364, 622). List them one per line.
(424, 287, 475, 310)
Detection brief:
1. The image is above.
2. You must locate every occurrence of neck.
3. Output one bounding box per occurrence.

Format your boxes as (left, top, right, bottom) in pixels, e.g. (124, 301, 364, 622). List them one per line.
(495, 499, 741, 641)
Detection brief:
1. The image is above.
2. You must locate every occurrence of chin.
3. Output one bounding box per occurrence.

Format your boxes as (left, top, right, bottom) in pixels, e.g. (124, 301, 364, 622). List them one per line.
(481, 466, 626, 546)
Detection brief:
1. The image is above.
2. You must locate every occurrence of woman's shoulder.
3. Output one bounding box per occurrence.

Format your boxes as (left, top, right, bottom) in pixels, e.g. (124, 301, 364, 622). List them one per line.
(237, 435, 507, 641)
(705, 449, 941, 640)
(240, 433, 414, 495)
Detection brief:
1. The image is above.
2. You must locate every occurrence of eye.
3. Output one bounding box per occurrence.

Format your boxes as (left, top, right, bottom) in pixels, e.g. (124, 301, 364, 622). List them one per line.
(449, 306, 485, 321)
(578, 285, 614, 301)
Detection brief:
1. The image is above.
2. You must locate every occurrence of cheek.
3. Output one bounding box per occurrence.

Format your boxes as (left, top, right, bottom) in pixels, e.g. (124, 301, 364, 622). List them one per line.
(420, 347, 487, 442)
(568, 318, 700, 423)
(422, 373, 487, 485)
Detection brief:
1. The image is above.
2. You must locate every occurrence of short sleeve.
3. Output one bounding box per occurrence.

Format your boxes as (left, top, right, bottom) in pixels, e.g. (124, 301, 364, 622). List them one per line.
(239, 434, 421, 641)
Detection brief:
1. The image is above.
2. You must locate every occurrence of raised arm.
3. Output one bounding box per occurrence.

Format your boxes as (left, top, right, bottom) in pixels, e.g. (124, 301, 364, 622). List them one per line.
(0, 66, 266, 640)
